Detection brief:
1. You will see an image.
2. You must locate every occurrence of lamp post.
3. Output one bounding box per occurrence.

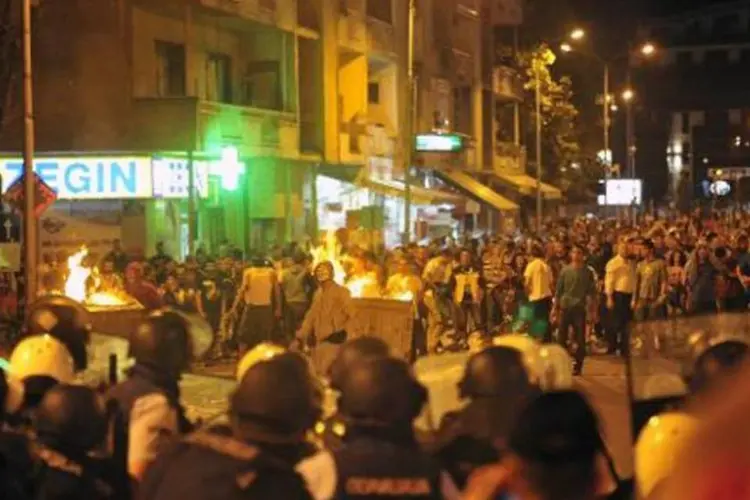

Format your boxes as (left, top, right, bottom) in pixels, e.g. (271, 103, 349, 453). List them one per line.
(533, 29, 585, 230)
(402, 0, 416, 244)
(22, 0, 36, 310)
(559, 40, 656, 216)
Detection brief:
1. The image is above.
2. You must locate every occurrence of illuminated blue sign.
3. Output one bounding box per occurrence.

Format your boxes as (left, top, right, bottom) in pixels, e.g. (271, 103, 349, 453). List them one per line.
(0, 156, 152, 199)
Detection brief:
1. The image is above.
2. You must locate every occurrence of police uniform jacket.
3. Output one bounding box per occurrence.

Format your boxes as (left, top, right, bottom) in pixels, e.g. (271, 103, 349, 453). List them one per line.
(430, 397, 535, 489)
(139, 426, 312, 500)
(30, 444, 116, 500)
(106, 364, 192, 494)
(297, 429, 460, 500)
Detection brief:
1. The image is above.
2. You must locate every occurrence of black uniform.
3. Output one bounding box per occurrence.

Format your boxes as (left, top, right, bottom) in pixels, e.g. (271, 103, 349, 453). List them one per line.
(331, 431, 444, 499)
(30, 445, 115, 500)
(139, 426, 312, 500)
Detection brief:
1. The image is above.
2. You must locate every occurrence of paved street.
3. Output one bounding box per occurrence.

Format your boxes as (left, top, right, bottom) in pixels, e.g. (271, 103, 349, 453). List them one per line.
(86, 334, 636, 477)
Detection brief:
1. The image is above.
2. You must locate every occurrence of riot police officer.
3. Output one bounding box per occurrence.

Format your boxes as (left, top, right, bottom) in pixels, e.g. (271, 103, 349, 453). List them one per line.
(297, 357, 460, 500)
(0, 367, 33, 499)
(430, 345, 541, 489)
(9, 335, 76, 414)
(106, 309, 195, 487)
(139, 351, 320, 500)
(25, 295, 92, 372)
(316, 336, 391, 450)
(30, 384, 118, 499)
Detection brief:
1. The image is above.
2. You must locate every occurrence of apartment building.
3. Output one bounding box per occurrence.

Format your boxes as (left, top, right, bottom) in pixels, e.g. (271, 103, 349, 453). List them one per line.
(636, 0, 750, 204)
(0, 0, 538, 254)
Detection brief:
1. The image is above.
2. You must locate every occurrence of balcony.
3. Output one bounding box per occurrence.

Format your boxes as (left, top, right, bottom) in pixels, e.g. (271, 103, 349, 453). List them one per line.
(493, 65, 524, 102)
(493, 142, 526, 175)
(338, 9, 367, 53)
(197, 0, 295, 31)
(367, 17, 396, 56)
(130, 97, 300, 159)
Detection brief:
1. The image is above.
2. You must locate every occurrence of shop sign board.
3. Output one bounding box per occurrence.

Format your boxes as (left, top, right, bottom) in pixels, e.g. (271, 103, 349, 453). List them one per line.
(0, 156, 152, 200)
(0, 155, 218, 201)
(415, 134, 464, 153)
(151, 157, 210, 199)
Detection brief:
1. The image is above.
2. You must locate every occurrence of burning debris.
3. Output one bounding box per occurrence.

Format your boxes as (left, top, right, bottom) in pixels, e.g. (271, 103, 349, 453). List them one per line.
(60, 247, 137, 308)
(310, 230, 413, 302)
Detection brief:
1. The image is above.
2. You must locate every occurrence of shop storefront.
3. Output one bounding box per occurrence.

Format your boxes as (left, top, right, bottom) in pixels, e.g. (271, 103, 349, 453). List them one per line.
(0, 152, 244, 260)
(317, 160, 463, 249)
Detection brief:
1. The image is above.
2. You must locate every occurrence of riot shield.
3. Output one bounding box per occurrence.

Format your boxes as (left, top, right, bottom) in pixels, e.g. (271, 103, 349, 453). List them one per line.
(626, 313, 750, 439)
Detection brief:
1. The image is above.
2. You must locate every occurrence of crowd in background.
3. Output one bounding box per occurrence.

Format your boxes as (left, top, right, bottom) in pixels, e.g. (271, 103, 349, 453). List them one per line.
(22, 208, 750, 369)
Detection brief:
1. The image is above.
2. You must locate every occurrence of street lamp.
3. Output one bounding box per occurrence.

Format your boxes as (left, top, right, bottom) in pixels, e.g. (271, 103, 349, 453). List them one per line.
(640, 42, 656, 56)
(622, 88, 635, 102)
(532, 31, 585, 229)
(570, 28, 586, 41)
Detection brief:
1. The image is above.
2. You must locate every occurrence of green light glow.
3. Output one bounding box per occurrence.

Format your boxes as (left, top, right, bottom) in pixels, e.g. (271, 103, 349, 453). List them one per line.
(210, 146, 244, 191)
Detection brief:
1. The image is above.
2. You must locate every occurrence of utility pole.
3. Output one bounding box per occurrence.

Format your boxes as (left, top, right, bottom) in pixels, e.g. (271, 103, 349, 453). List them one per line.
(22, 0, 37, 309)
(534, 67, 542, 231)
(402, 0, 416, 244)
(602, 63, 610, 213)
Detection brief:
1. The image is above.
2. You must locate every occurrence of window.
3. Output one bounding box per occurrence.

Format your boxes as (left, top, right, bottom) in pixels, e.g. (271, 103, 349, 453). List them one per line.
(206, 53, 232, 103)
(154, 41, 186, 97)
(729, 109, 742, 125)
(367, 0, 392, 24)
(367, 82, 380, 104)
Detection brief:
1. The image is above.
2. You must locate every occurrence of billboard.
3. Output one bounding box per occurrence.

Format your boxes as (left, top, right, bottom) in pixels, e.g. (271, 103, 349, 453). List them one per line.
(597, 179, 642, 206)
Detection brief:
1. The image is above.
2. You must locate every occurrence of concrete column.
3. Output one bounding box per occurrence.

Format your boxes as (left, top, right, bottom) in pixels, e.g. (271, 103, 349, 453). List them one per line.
(321, 1, 340, 163)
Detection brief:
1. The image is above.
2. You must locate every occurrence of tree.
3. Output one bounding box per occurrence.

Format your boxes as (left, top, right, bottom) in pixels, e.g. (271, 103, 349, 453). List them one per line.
(518, 44, 604, 201)
(518, 45, 579, 180)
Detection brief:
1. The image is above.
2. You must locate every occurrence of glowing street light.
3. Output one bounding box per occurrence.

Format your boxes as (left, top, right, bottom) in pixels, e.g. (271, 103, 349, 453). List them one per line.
(570, 28, 586, 41)
(560, 42, 573, 53)
(640, 42, 656, 57)
(622, 88, 635, 102)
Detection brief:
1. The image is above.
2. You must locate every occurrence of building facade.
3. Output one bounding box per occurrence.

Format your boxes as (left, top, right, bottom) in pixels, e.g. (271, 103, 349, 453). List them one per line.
(636, 0, 750, 205)
(0, 0, 546, 255)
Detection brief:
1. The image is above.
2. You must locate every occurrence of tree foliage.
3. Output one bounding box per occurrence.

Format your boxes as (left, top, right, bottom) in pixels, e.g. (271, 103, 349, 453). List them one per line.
(518, 44, 600, 201)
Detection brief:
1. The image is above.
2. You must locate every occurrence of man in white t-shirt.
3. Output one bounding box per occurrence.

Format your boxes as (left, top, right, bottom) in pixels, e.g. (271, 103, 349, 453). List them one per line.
(523, 243, 554, 341)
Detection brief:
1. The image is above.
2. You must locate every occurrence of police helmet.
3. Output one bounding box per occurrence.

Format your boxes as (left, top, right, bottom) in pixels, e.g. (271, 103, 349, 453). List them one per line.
(34, 384, 108, 453)
(26, 295, 92, 372)
(328, 336, 391, 391)
(235, 343, 286, 382)
(493, 334, 546, 386)
(338, 357, 427, 427)
(230, 352, 322, 443)
(129, 309, 193, 375)
(459, 346, 532, 399)
(690, 339, 749, 394)
(539, 344, 575, 391)
(9, 335, 75, 384)
(635, 412, 699, 498)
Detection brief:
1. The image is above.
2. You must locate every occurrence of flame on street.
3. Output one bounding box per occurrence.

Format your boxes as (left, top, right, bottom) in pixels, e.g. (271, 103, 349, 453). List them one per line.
(310, 230, 412, 302)
(63, 247, 132, 307)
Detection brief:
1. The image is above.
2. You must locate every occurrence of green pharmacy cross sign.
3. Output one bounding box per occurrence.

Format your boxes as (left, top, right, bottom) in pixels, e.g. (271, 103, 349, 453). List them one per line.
(415, 134, 464, 153)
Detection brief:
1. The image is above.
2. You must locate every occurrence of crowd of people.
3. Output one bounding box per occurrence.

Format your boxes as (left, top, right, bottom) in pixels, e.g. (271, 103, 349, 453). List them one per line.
(30, 209, 750, 377)
(0, 282, 746, 499)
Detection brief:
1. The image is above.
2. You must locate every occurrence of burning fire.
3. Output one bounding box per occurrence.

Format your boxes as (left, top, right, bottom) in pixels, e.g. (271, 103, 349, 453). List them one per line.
(63, 247, 130, 307)
(310, 230, 412, 302)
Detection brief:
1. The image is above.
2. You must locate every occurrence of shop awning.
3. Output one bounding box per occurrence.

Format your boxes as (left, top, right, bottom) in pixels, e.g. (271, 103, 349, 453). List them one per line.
(317, 164, 362, 183)
(434, 170, 519, 211)
(494, 172, 563, 200)
(359, 178, 463, 206)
